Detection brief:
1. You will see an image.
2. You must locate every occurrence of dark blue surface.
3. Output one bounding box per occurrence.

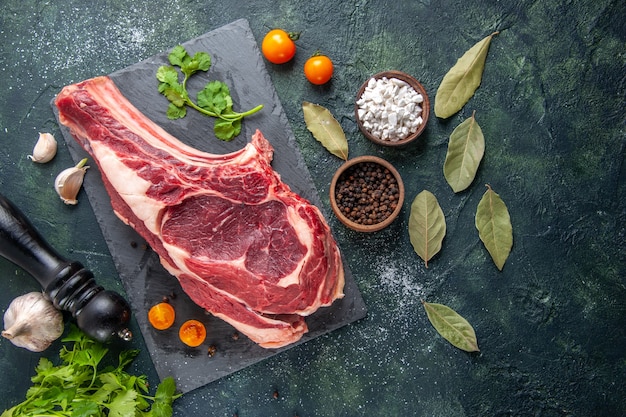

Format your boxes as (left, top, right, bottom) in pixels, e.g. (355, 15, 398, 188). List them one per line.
(1, 1, 624, 415)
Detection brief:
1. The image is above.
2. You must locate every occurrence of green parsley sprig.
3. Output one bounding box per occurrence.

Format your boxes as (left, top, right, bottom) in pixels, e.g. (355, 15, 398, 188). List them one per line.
(156, 45, 263, 141)
(1, 325, 180, 417)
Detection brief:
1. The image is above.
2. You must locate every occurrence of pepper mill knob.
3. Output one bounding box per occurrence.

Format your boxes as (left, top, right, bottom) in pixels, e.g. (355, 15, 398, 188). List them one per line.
(0, 193, 132, 343)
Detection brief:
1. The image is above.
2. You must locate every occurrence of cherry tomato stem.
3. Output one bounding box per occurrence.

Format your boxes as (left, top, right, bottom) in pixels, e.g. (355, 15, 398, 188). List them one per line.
(287, 31, 301, 41)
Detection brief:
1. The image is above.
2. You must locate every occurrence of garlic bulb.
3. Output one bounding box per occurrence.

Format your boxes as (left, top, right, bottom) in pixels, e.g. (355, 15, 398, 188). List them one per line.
(28, 132, 58, 163)
(2, 292, 64, 352)
(55, 158, 89, 205)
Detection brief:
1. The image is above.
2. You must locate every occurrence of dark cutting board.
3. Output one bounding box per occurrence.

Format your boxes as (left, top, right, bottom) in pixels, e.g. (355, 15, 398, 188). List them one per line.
(52, 19, 366, 394)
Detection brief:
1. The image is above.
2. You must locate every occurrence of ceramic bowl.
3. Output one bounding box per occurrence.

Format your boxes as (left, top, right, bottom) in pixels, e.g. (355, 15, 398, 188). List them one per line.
(329, 155, 405, 232)
(355, 70, 430, 147)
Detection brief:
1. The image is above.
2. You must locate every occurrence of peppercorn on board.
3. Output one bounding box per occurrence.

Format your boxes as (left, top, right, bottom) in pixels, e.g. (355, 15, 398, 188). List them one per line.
(52, 19, 367, 394)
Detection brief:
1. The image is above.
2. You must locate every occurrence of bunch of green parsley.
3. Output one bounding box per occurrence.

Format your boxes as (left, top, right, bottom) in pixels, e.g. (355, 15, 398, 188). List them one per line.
(1, 325, 179, 417)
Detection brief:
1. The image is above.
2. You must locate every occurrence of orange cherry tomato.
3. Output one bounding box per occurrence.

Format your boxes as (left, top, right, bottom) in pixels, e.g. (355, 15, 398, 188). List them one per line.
(262, 29, 298, 64)
(148, 302, 175, 330)
(179, 319, 206, 347)
(304, 54, 334, 85)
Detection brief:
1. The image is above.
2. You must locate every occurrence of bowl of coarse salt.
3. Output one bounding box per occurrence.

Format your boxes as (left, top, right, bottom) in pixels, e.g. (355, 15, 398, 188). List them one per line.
(355, 70, 429, 147)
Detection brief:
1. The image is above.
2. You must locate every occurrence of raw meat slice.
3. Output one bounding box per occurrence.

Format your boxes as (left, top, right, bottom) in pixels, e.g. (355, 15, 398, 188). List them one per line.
(55, 76, 345, 348)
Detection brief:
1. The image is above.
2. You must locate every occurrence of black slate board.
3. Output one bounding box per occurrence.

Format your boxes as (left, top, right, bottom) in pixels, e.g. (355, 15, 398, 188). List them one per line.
(52, 19, 366, 394)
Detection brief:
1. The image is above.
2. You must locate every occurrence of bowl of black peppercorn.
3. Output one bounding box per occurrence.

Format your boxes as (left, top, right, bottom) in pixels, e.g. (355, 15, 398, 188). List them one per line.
(329, 155, 405, 232)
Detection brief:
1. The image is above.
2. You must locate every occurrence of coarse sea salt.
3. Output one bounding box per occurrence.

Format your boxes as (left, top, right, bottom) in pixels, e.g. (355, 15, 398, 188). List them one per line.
(356, 77, 424, 142)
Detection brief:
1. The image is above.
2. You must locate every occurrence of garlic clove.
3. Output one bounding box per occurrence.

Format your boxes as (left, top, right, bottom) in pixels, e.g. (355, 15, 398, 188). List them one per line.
(55, 158, 89, 205)
(28, 132, 58, 163)
(2, 292, 64, 352)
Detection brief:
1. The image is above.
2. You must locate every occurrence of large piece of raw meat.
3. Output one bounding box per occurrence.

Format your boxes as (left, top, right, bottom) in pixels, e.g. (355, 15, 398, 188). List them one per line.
(55, 76, 345, 348)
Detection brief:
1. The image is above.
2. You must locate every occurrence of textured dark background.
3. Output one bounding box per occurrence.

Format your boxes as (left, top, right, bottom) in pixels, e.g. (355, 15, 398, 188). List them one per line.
(1, 0, 624, 416)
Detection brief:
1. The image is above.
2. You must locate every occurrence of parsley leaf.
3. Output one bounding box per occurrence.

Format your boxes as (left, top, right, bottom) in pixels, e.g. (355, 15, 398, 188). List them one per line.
(107, 388, 138, 417)
(197, 80, 232, 115)
(215, 118, 242, 139)
(156, 45, 263, 141)
(1, 325, 180, 417)
(72, 399, 100, 417)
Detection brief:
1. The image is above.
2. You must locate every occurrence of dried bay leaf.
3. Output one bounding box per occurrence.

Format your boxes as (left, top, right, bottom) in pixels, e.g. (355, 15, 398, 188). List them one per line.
(302, 102, 349, 160)
(443, 111, 485, 193)
(408, 190, 446, 267)
(434, 31, 499, 119)
(475, 184, 513, 270)
(422, 300, 480, 352)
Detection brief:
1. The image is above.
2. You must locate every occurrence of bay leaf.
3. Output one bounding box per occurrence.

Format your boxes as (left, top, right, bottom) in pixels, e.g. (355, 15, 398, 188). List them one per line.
(302, 102, 349, 160)
(408, 190, 446, 268)
(443, 111, 485, 193)
(475, 184, 513, 270)
(422, 300, 480, 352)
(434, 31, 499, 119)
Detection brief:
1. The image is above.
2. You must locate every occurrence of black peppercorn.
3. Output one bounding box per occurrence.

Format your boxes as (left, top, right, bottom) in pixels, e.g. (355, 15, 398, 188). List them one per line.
(207, 345, 217, 357)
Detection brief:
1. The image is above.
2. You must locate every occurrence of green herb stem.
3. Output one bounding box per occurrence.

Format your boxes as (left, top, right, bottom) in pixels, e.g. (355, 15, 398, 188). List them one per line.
(186, 97, 263, 121)
(218, 104, 264, 120)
